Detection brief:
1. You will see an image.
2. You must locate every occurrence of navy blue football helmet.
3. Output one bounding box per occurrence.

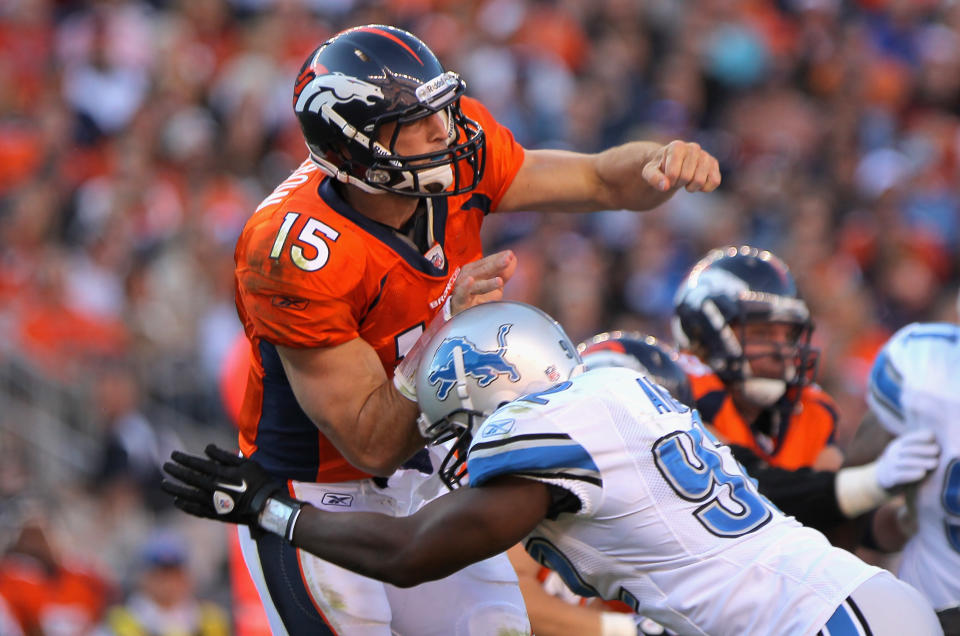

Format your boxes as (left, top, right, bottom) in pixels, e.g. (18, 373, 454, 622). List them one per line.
(672, 246, 817, 402)
(293, 25, 485, 196)
(578, 332, 694, 408)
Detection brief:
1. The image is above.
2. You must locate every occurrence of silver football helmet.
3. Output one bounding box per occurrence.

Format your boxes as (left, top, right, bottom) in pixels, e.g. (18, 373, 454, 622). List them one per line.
(415, 301, 583, 488)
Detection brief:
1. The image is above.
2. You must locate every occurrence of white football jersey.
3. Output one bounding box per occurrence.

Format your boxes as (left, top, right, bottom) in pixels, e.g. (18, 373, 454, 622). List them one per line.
(467, 367, 882, 636)
(867, 321, 960, 610)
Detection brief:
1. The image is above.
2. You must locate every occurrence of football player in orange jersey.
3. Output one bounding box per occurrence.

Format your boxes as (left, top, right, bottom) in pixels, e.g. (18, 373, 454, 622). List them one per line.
(672, 245, 843, 472)
(228, 23, 720, 635)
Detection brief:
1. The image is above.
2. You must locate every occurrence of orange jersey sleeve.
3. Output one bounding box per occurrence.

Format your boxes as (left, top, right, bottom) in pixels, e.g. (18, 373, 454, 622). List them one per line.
(458, 96, 525, 212)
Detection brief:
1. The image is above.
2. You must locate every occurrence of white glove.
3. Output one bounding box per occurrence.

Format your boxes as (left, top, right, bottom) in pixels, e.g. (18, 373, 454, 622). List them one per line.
(835, 429, 940, 518)
(875, 429, 940, 491)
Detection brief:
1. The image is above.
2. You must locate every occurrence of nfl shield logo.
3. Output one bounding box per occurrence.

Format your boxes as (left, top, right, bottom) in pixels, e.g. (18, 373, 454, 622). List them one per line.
(213, 491, 235, 515)
(424, 243, 445, 269)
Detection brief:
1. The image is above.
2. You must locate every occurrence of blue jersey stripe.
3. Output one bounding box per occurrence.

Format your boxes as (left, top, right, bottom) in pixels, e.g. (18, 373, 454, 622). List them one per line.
(821, 598, 870, 636)
(468, 442, 599, 487)
(868, 350, 904, 422)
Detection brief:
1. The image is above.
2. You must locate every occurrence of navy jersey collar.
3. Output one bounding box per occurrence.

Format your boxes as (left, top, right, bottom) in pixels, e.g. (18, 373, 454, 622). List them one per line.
(318, 178, 449, 276)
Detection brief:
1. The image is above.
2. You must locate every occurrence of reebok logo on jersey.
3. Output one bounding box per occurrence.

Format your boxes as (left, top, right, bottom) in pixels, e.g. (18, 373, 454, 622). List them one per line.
(480, 418, 515, 438)
(428, 324, 520, 400)
(272, 295, 309, 310)
(321, 493, 354, 507)
(213, 491, 236, 515)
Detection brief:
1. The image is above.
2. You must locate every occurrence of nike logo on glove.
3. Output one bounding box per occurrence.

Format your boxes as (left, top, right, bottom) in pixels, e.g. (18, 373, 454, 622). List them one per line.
(218, 479, 248, 493)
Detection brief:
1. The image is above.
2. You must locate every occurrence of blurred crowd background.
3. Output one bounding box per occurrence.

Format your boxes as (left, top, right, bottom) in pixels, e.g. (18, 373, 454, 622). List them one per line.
(1, 0, 958, 633)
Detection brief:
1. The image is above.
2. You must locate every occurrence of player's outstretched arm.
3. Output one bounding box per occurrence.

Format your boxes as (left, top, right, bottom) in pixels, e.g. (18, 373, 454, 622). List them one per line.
(163, 446, 551, 587)
(498, 140, 721, 214)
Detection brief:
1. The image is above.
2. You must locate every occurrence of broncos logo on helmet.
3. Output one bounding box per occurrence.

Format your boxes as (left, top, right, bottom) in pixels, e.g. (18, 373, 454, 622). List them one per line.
(428, 324, 520, 401)
(294, 72, 384, 121)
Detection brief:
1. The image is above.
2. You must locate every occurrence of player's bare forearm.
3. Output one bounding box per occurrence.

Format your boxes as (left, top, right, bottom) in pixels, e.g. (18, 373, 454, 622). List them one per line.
(349, 379, 429, 474)
(594, 141, 676, 210)
(290, 476, 551, 588)
(499, 141, 720, 214)
(277, 339, 425, 476)
(843, 412, 895, 468)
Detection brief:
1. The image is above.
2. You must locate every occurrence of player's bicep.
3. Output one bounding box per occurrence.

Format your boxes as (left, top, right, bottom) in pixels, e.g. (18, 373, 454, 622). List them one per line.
(498, 149, 603, 213)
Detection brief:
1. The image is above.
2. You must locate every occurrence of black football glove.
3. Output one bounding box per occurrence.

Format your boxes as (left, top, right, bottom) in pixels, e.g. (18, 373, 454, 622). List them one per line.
(938, 604, 960, 636)
(161, 444, 303, 540)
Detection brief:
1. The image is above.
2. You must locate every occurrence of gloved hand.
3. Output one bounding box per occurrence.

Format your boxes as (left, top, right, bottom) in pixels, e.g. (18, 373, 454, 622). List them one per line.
(162, 444, 303, 539)
(875, 429, 940, 492)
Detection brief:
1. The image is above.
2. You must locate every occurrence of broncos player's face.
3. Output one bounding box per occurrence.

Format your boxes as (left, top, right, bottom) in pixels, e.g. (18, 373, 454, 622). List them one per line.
(740, 321, 801, 380)
(378, 111, 451, 160)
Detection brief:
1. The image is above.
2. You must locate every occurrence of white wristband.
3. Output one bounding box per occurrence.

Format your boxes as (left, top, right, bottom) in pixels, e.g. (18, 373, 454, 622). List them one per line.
(600, 612, 637, 636)
(258, 497, 303, 541)
(835, 462, 890, 518)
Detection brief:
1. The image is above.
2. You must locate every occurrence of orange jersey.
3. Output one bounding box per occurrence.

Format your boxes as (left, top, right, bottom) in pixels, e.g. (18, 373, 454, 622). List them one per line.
(0, 556, 110, 635)
(678, 354, 837, 470)
(234, 97, 525, 483)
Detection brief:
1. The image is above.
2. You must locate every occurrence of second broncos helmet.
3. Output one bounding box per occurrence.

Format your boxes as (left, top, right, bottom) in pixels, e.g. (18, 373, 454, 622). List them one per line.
(292, 25, 485, 196)
(578, 332, 693, 408)
(672, 246, 817, 405)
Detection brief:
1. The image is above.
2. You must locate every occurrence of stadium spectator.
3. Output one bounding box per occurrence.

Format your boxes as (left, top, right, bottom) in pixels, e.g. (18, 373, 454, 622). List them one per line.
(0, 503, 113, 636)
(97, 531, 229, 636)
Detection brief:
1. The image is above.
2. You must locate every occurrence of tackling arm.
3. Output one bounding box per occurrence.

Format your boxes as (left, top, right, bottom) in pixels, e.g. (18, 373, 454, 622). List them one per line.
(498, 141, 721, 214)
(163, 447, 552, 587)
(290, 475, 551, 587)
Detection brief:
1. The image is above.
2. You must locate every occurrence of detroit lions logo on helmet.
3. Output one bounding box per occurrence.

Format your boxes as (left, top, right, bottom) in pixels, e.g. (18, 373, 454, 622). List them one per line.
(294, 72, 384, 122)
(428, 324, 520, 401)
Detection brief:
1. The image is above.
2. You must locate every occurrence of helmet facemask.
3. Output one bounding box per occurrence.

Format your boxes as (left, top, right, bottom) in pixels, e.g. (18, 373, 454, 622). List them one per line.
(422, 407, 486, 489)
(416, 332, 519, 489)
(726, 295, 818, 406)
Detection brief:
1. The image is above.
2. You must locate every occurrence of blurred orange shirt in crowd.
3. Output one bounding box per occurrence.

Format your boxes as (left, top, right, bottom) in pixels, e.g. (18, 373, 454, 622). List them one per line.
(0, 555, 110, 635)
